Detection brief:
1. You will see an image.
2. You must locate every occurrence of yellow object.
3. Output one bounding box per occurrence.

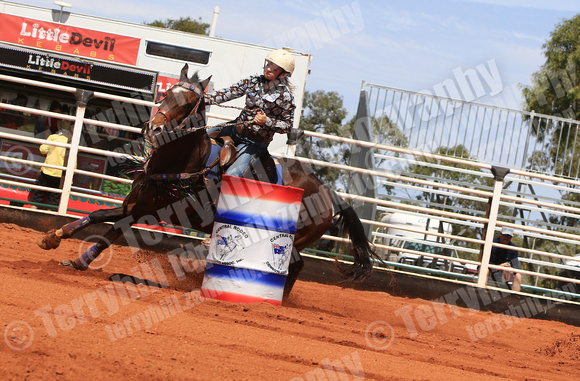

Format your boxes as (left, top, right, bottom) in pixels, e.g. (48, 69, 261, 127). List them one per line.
(40, 133, 69, 178)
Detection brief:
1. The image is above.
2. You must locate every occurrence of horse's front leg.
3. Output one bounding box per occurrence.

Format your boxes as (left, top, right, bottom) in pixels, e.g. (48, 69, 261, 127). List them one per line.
(60, 225, 125, 270)
(37, 207, 129, 250)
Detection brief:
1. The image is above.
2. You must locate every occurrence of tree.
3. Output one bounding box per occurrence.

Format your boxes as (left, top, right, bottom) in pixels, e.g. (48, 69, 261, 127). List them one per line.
(297, 90, 349, 189)
(343, 114, 409, 195)
(407, 145, 492, 213)
(146, 16, 209, 35)
(521, 14, 580, 228)
(521, 14, 580, 176)
(522, 15, 580, 122)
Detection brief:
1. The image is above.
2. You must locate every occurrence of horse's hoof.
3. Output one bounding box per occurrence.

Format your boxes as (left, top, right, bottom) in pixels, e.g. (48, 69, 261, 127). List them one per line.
(59, 260, 75, 268)
(37, 229, 61, 250)
(59, 260, 86, 270)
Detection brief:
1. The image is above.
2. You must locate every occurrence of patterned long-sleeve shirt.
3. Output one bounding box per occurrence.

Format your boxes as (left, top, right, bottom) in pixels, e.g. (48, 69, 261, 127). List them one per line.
(204, 75, 295, 145)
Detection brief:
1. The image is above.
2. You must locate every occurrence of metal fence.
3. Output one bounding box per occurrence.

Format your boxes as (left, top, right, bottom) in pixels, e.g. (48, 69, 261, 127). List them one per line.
(363, 81, 580, 180)
(0, 72, 579, 305)
(290, 81, 580, 303)
(292, 129, 580, 303)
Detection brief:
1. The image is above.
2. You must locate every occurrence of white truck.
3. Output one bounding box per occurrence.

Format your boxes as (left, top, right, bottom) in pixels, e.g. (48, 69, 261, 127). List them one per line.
(374, 212, 468, 273)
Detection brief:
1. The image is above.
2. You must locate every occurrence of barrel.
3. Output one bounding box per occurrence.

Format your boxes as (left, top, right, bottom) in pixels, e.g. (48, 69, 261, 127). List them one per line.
(201, 175, 304, 305)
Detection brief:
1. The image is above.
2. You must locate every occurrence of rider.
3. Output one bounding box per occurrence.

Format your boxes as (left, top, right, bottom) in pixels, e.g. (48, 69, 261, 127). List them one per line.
(204, 48, 296, 178)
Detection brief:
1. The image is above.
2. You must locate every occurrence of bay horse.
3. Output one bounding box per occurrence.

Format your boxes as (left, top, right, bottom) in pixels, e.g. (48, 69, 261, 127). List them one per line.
(37, 64, 378, 298)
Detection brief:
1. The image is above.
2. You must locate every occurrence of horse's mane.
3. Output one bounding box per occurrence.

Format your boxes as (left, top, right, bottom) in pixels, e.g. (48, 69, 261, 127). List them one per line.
(190, 71, 200, 85)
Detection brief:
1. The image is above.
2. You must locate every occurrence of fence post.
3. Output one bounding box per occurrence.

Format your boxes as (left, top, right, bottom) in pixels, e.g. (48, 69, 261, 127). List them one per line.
(477, 165, 510, 288)
(58, 89, 93, 215)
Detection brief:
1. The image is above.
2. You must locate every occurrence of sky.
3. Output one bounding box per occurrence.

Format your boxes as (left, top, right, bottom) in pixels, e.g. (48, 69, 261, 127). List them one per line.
(10, 0, 580, 118)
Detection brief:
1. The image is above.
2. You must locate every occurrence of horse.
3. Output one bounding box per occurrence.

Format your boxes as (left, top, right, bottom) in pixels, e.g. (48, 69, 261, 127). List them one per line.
(37, 64, 379, 299)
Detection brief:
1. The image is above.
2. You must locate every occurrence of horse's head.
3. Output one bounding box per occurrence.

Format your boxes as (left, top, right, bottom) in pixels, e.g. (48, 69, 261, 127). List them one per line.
(144, 64, 212, 146)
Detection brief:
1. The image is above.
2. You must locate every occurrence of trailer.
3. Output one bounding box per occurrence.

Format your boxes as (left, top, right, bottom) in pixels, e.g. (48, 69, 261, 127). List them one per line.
(0, 1, 312, 199)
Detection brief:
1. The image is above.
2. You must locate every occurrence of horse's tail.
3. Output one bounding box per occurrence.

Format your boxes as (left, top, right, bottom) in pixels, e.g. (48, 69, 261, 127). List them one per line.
(329, 189, 380, 283)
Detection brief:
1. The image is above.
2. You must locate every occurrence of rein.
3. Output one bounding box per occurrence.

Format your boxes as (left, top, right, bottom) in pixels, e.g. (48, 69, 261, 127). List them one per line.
(147, 126, 221, 182)
(204, 104, 262, 131)
(149, 166, 212, 181)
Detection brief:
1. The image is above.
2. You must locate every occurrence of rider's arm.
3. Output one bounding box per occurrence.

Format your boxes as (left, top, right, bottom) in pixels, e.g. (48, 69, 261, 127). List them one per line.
(204, 76, 256, 105)
(263, 91, 295, 134)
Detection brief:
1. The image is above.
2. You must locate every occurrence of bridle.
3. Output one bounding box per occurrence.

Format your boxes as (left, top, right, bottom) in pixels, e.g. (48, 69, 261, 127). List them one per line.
(144, 80, 217, 182)
(151, 81, 205, 129)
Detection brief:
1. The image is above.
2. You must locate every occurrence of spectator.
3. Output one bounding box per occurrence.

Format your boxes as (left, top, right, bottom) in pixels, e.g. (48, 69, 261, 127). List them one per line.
(489, 227, 522, 291)
(30, 119, 71, 209)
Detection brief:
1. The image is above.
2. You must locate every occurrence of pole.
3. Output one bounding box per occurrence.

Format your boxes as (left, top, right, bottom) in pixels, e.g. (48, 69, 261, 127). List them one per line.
(58, 89, 93, 215)
(209, 6, 220, 37)
(477, 166, 510, 288)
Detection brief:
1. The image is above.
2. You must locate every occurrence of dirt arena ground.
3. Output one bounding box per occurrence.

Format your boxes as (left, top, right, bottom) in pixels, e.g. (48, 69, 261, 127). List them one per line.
(1, 222, 579, 380)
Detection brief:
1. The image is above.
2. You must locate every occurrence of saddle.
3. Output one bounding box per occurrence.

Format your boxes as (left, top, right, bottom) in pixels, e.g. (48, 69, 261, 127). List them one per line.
(207, 136, 281, 185)
(211, 135, 237, 169)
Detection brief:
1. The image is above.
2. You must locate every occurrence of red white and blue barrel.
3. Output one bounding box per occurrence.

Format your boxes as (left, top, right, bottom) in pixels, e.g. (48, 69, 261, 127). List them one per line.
(201, 175, 304, 305)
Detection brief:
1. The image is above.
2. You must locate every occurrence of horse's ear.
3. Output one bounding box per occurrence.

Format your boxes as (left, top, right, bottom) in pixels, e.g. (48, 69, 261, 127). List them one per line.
(180, 64, 189, 82)
(201, 75, 212, 92)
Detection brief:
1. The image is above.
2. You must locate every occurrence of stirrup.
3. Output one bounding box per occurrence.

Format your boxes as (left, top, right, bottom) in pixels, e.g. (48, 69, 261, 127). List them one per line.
(216, 136, 237, 168)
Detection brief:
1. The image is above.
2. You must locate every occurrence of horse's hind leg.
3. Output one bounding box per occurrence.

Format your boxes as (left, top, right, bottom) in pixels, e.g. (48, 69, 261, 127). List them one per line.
(37, 207, 129, 250)
(284, 249, 304, 298)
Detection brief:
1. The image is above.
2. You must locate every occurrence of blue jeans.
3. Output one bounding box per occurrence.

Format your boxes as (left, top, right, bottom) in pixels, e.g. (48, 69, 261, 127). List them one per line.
(207, 123, 268, 178)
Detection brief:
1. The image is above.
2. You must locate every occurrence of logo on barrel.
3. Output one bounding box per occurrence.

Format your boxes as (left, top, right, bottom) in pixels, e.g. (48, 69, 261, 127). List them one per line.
(214, 233, 244, 264)
(267, 233, 294, 274)
(208, 223, 250, 265)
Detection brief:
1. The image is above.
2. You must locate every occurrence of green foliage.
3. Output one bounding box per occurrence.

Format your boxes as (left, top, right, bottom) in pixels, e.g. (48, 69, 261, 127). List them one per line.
(146, 16, 209, 35)
(520, 14, 580, 165)
(344, 114, 409, 194)
(102, 179, 132, 197)
(522, 15, 580, 123)
(297, 90, 349, 189)
(521, 14, 580, 226)
(521, 237, 578, 289)
(551, 190, 580, 227)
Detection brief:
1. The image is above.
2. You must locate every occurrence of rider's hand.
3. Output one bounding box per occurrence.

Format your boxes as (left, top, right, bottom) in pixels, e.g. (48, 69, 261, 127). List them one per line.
(253, 110, 267, 126)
